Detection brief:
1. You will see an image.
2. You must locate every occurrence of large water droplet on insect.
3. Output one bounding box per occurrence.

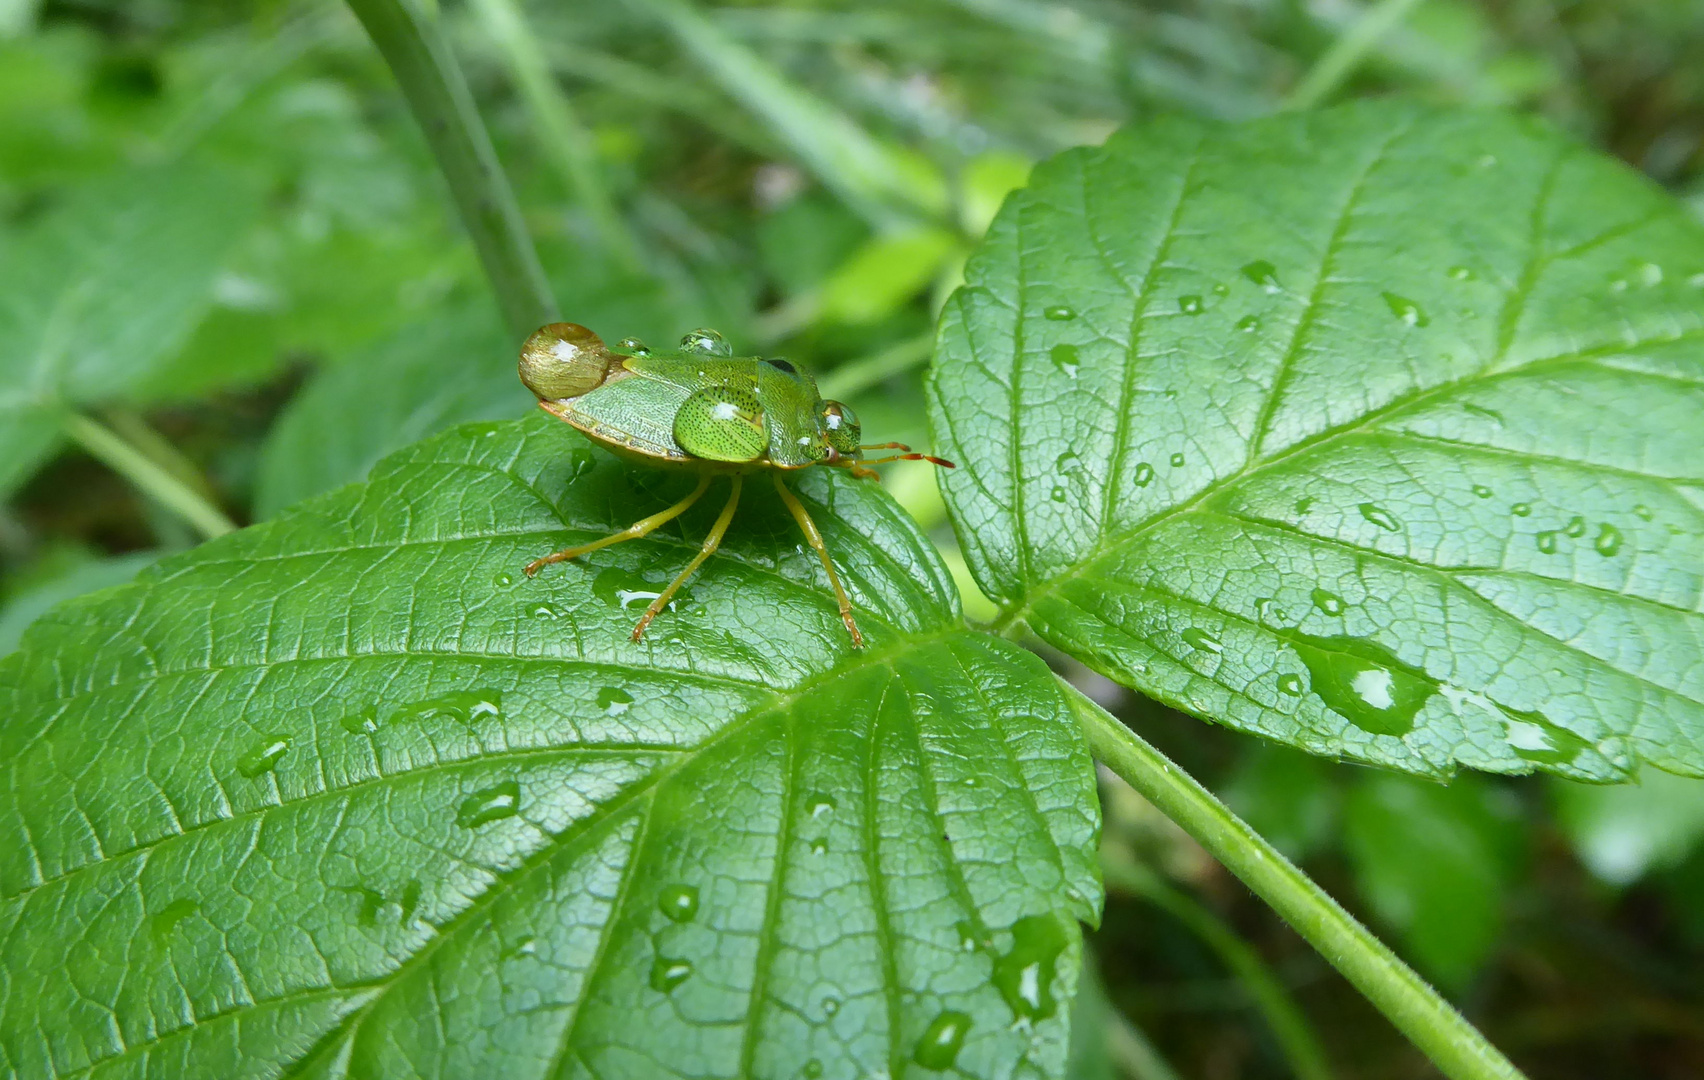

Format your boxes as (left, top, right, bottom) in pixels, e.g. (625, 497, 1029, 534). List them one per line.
(1358, 503, 1402, 531)
(658, 883, 699, 923)
(1178, 294, 1204, 315)
(992, 913, 1069, 1022)
(456, 781, 520, 827)
(1594, 523, 1623, 556)
(1133, 462, 1155, 487)
(650, 956, 693, 992)
(1181, 627, 1222, 653)
(1043, 304, 1076, 321)
(1050, 343, 1079, 379)
(914, 1010, 973, 1070)
(1381, 292, 1429, 327)
(340, 706, 378, 735)
(1311, 588, 1346, 616)
(1290, 633, 1435, 736)
(679, 328, 732, 356)
(597, 686, 633, 716)
(237, 735, 290, 777)
(393, 691, 502, 731)
(1241, 260, 1281, 292)
(617, 336, 651, 356)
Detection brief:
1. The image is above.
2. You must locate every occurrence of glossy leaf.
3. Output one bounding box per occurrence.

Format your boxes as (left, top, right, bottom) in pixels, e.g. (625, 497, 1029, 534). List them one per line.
(929, 102, 1704, 781)
(0, 414, 1100, 1079)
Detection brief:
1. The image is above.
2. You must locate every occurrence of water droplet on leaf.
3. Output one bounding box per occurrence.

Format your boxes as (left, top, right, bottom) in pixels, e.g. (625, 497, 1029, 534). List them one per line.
(1535, 530, 1559, 554)
(1510, 503, 1532, 517)
(650, 956, 693, 992)
(1381, 292, 1429, 327)
(1236, 314, 1260, 332)
(821, 996, 841, 1016)
(1049, 342, 1079, 379)
(394, 691, 502, 730)
(1594, 523, 1623, 556)
(237, 735, 290, 778)
(149, 898, 198, 940)
(492, 571, 514, 587)
(1501, 706, 1590, 765)
(1311, 588, 1346, 616)
(456, 781, 520, 827)
(659, 883, 699, 923)
(1290, 633, 1435, 736)
(617, 337, 651, 356)
(1170, 452, 1185, 467)
(1563, 515, 1587, 538)
(1241, 260, 1281, 292)
(914, 1010, 973, 1070)
(1133, 462, 1155, 487)
(1181, 627, 1222, 653)
(1633, 504, 1653, 520)
(597, 686, 633, 715)
(1178, 294, 1204, 315)
(1049, 485, 1066, 503)
(1472, 485, 1493, 499)
(340, 706, 378, 735)
(1358, 503, 1401, 531)
(992, 914, 1069, 1021)
(593, 567, 686, 611)
(1448, 265, 1474, 281)
(1277, 673, 1304, 696)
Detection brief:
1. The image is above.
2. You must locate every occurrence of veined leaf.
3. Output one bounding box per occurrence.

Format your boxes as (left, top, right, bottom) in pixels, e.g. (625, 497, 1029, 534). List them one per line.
(0, 414, 1100, 1079)
(929, 103, 1704, 781)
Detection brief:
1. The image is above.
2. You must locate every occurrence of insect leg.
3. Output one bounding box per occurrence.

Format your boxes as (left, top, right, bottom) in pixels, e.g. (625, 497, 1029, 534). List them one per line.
(631, 475, 743, 642)
(524, 473, 712, 577)
(771, 472, 864, 649)
(852, 452, 956, 468)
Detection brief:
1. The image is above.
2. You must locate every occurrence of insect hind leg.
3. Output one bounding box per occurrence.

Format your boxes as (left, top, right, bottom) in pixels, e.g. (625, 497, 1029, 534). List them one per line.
(524, 473, 712, 576)
(631, 475, 742, 641)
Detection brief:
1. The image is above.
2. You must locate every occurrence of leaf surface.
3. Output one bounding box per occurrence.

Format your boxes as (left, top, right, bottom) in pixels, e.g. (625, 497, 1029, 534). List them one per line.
(0, 414, 1099, 1079)
(929, 103, 1704, 780)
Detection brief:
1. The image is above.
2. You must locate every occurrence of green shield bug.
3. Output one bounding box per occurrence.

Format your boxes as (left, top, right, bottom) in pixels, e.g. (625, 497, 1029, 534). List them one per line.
(517, 322, 954, 648)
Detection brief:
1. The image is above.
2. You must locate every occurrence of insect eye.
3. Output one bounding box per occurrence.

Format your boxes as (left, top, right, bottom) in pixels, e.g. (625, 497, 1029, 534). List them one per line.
(763, 357, 797, 374)
(820, 400, 861, 455)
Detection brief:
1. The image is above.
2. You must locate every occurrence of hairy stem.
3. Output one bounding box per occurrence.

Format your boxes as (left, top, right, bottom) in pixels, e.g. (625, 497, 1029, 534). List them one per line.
(64, 413, 236, 542)
(1067, 683, 1526, 1080)
(345, 0, 558, 338)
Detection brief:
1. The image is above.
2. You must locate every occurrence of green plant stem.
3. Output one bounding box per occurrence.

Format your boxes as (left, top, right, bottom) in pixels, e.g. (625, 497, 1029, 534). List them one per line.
(1066, 684, 1526, 1080)
(1282, 0, 1425, 111)
(817, 332, 934, 400)
(1102, 855, 1333, 1080)
(345, 0, 558, 338)
(468, 0, 644, 271)
(63, 413, 236, 542)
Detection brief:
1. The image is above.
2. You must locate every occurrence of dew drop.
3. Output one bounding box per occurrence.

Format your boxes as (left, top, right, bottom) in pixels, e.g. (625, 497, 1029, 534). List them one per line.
(1563, 514, 1587, 538)
(1358, 503, 1402, 532)
(597, 686, 633, 716)
(1447, 265, 1474, 281)
(808, 794, 836, 819)
(617, 336, 651, 356)
(492, 571, 514, 588)
(914, 1010, 973, 1070)
(1181, 627, 1222, 654)
(803, 1061, 823, 1079)
(955, 919, 985, 951)
(593, 567, 686, 611)
(530, 603, 559, 620)
(1472, 484, 1493, 499)
(1311, 588, 1346, 616)
(1043, 304, 1076, 321)
(1133, 462, 1155, 487)
(1236, 314, 1260, 333)
(1535, 530, 1559, 554)
(1277, 673, 1304, 696)
(394, 690, 502, 730)
(502, 935, 538, 960)
(821, 996, 841, 1016)
(399, 879, 422, 924)
(1291, 633, 1434, 736)
(340, 706, 378, 735)
(1594, 523, 1623, 557)
(1502, 706, 1590, 765)
(149, 898, 198, 940)
(809, 839, 828, 856)
(992, 913, 1069, 1021)
(237, 735, 290, 778)
(1381, 291, 1429, 327)
(1178, 294, 1204, 315)
(1241, 260, 1281, 292)
(649, 956, 693, 992)
(1295, 496, 1315, 514)
(1170, 452, 1185, 468)
(679, 328, 732, 356)
(1510, 503, 1532, 517)
(658, 883, 699, 923)
(1253, 596, 1285, 624)
(1633, 504, 1653, 520)
(1055, 450, 1080, 473)
(1212, 282, 1230, 297)
(1049, 342, 1079, 379)
(456, 780, 520, 828)
(1049, 485, 1066, 503)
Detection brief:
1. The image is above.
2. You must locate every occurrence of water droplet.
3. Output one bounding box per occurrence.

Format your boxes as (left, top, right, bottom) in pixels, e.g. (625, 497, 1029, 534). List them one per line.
(1043, 305, 1076, 321)
(1472, 485, 1493, 499)
(992, 914, 1069, 1021)
(1447, 265, 1474, 281)
(808, 795, 836, 819)
(1510, 503, 1532, 517)
(1170, 452, 1185, 468)
(1133, 462, 1155, 487)
(1236, 314, 1260, 333)
(1295, 496, 1315, 514)
(802, 1060, 823, 1079)
(914, 1010, 973, 1070)
(1181, 627, 1222, 654)
(1049, 342, 1079, 379)
(1381, 292, 1429, 327)
(1049, 485, 1066, 503)
(679, 328, 732, 356)
(399, 879, 422, 924)
(149, 898, 198, 940)
(1291, 633, 1434, 736)
(1212, 282, 1230, 297)
(809, 839, 828, 856)
(1277, 673, 1304, 696)
(340, 706, 378, 735)
(593, 567, 687, 611)
(955, 919, 985, 951)
(1241, 260, 1281, 292)
(1633, 504, 1653, 520)
(1462, 402, 1504, 424)
(492, 571, 514, 587)
(1311, 588, 1346, 616)
(237, 735, 290, 778)
(649, 956, 693, 992)
(1055, 450, 1080, 473)
(393, 690, 502, 730)
(659, 883, 699, 923)
(1535, 530, 1559, 554)
(456, 781, 520, 827)
(1358, 503, 1402, 532)
(1594, 523, 1623, 557)
(1178, 295, 1204, 315)
(821, 996, 841, 1016)
(597, 686, 633, 715)
(617, 336, 651, 356)
(1563, 515, 1587, 538)
(1253, 596, 1285, 624)
(1501, 706, 1590, 765)
(502, 935, 538, 960)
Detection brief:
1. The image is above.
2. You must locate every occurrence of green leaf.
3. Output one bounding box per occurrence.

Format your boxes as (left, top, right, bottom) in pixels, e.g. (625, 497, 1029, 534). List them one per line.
(0, 158, 261, 495)
(0, 548, 157, 656)
(0, 414, 1100, 1078)
(929, 102, 1704, 781)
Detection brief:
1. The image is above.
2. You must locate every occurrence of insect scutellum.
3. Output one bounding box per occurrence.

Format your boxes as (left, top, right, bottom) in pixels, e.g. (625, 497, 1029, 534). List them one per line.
(516, 322, 955, 648)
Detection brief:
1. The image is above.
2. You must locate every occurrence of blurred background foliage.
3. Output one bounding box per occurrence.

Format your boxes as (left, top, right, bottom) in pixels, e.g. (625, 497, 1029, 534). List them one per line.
(1, 0, 1703, 1076)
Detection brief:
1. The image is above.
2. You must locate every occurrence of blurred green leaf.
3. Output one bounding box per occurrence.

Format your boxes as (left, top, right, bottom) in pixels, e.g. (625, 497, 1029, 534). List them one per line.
(0, 549, 157, 656)
(0, 413, 1100, 1079)
(1219, 742, 1339, 862)
(1344, 772, 1523, 989)
(820, 225, 960, 325)
(1554, 769, 1704, 885)
(929, 102, 1704, 782)
(756, 193, 870, 297)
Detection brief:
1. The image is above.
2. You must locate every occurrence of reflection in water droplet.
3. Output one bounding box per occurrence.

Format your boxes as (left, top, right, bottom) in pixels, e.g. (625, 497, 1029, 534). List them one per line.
(340, 706, 378, 735)
(659, 883, 699, 923)
(1501, 706, 1590, 765)
(237, 735, 290, 778)
(1381, 292, 1429, 327)
(1050, 342, 1079, 379)
(1291, 633, 1435, 736)
(1133, 462, 1155, 487)
(1170, 452, 1185, 468)
(1536, 530, 1559, 554)
(679, 328, 732, 355)
(492, 571, 514, 588)
(1448, 265, 1474, 281)
(1563, 515, 1587, 538)
(1511, 503, 1532, 517)
(1236, 315, 1260, 333)
(1241, 260, 1281, 292)
(1043, 305, 1076, 321)
(808, 794, 836, 819)
(149, 898, 198, 940)
(502, 935, 538, 960)
(650, 956, 694, 992)
(1178, 295, 1204, 315)
(593, 568, 687, 612)
(914, 1010, 973, 1070)
(456, 781, 521, 828)
(992, 914, 1069, 1021)
(1358, 503, 1402, 532)
(1181, 627, 1222, 653)
(1311, 588, 1346, 616)
(1472, 485, 1493, 499)
(1594, 523, 1623, 556)
(597, 686, 633, 716)
(1277, 673, 1304, 696)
